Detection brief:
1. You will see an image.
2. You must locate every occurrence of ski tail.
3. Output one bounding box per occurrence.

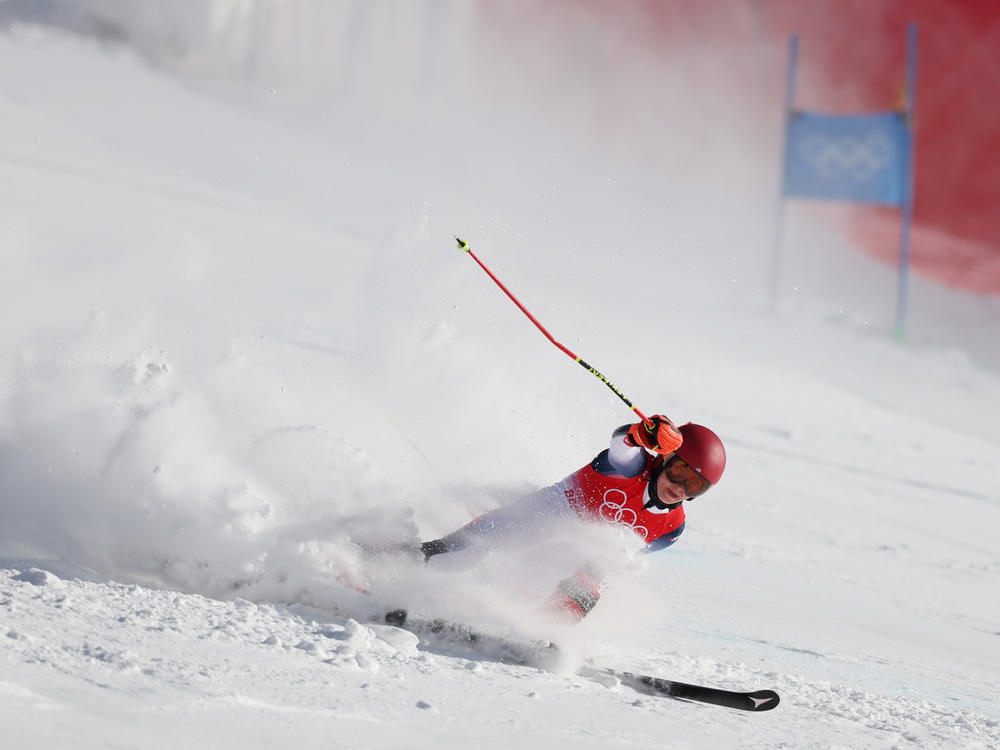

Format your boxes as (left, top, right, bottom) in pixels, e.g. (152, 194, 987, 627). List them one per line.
(380, 610, 563, 670)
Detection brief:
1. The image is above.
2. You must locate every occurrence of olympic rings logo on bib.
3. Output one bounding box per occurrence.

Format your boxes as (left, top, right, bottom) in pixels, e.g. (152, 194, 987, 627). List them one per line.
(599, 489, 649, 541)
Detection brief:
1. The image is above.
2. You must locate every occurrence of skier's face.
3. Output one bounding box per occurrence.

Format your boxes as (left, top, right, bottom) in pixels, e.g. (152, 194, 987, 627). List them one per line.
(656, 455, 711, 502)
(655, 468, 688, 504)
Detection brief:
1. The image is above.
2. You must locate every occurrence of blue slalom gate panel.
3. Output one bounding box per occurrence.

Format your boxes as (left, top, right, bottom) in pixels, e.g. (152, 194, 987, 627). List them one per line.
(782, 111, 908, 206)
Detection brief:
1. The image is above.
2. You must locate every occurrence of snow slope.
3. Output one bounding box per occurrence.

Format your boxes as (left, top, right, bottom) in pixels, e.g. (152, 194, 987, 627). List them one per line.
(1, 5, 999, 749)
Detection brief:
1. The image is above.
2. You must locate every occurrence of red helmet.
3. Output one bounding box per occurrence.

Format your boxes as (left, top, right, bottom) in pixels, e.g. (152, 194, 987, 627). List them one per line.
(675, 423, 726, 485)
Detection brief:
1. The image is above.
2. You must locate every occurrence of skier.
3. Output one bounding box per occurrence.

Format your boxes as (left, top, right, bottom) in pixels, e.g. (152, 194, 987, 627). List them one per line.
(419, 415, 726, 622)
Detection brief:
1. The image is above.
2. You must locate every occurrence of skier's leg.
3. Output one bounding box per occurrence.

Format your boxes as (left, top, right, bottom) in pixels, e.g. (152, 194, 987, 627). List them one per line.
(422, 483, 575, 566)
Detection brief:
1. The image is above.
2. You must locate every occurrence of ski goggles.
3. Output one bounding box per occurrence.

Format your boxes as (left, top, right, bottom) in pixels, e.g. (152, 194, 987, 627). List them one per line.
(663, 454, 712, 498)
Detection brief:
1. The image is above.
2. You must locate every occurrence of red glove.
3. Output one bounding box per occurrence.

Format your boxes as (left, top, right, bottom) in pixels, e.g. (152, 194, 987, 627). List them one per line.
(624, 415, 683, 455)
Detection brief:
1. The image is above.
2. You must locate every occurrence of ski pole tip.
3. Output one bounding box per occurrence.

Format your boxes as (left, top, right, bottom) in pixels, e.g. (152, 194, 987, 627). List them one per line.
(455, 236, 470, 252)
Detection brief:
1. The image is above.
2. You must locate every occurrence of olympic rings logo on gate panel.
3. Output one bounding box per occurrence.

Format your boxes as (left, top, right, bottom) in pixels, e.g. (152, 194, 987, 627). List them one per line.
(797, 133, 895, 182)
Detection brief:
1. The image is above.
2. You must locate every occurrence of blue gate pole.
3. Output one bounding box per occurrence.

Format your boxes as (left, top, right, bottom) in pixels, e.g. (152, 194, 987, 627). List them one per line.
(894, 22, 918, 340)
(769, 33, 799, 308)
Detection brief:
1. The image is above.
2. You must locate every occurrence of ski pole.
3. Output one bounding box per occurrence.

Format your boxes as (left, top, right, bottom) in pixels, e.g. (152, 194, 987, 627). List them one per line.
(456, 237, 651, 426)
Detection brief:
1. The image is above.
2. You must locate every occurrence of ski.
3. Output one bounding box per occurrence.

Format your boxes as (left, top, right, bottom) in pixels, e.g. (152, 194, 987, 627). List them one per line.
(579, 665, 780, 711)
(381, 609, 562, 669)
(380, 610, 780, 711)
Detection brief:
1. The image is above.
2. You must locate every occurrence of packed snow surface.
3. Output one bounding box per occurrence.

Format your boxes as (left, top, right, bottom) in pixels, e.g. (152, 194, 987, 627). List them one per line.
(1, 4, 998, 749)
